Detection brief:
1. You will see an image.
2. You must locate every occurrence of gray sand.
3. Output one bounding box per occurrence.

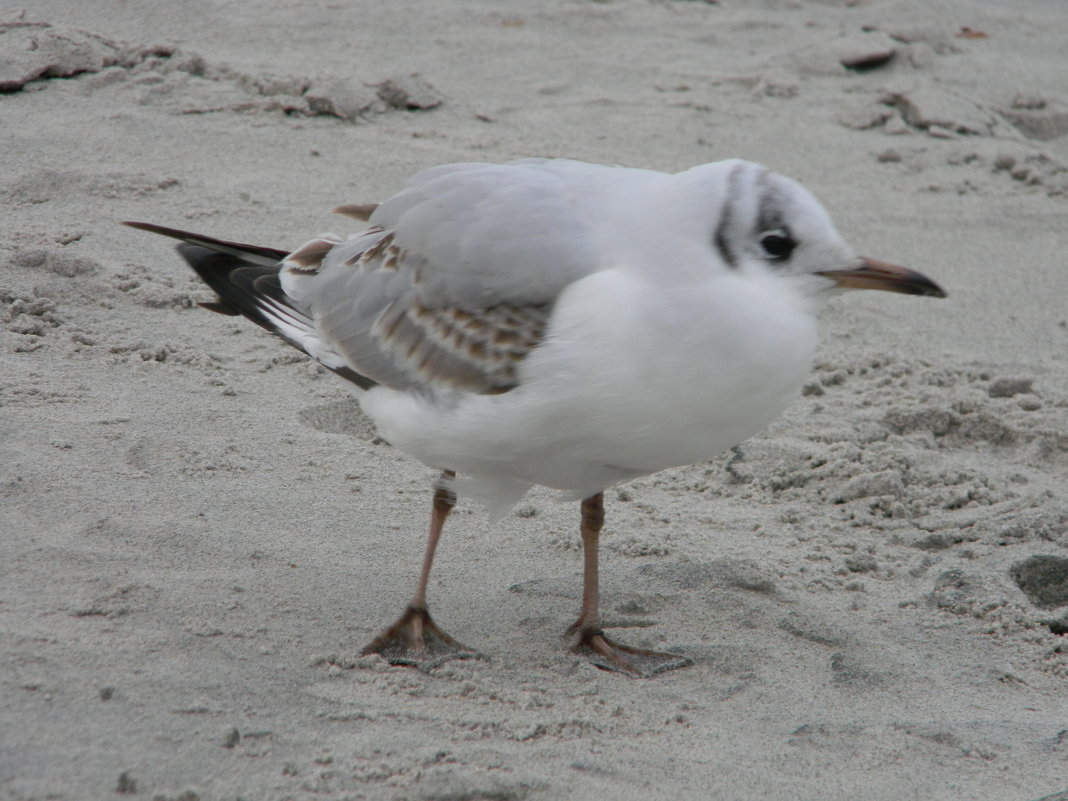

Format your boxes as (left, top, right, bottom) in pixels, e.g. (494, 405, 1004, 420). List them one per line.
(3, 2, 1067, 799)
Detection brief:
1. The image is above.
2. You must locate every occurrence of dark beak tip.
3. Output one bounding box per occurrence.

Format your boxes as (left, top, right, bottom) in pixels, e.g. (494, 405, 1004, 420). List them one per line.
(841, 257, 948, 300)
(916, 276, 948, 299)
(901, 281, 947, 300)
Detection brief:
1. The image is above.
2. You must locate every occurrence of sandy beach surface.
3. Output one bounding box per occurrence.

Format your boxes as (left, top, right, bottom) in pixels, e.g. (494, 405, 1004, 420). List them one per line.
(3, 1, 1068, 799)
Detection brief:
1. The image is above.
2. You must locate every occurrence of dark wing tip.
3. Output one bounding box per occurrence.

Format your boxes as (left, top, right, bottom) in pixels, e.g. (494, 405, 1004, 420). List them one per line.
(122, 220, 191, 239)
(197, 300, 241, 316)
(123, 221, 290, 265)
(125, 220, 379, 392)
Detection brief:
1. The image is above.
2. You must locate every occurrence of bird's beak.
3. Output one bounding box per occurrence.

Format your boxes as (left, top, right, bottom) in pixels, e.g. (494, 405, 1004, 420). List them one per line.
(818, 258, 946, 298)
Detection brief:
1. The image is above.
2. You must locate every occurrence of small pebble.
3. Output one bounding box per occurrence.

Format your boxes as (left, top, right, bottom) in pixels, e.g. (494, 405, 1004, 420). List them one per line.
(988, 377, 1033, 398)
(993, 154, 1016, 171)
(1017, 394, 1042, 411)
(1011, 93, 1046, 110)
(845, 554, 879, 573)
(116, 772, 137, 794)
(836, 32, 897, 70)
(925, 124, 955, 139)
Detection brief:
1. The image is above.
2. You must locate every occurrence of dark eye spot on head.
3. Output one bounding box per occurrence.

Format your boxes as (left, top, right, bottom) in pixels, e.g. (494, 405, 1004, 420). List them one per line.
(760, 230, 796, 262)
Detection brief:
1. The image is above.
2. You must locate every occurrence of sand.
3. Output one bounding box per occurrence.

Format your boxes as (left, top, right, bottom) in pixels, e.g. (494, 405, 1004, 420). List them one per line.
(3, 1, 1068, 799)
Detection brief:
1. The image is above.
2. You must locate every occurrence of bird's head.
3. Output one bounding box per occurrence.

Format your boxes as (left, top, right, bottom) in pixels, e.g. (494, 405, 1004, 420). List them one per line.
(682, 159, 946, 301)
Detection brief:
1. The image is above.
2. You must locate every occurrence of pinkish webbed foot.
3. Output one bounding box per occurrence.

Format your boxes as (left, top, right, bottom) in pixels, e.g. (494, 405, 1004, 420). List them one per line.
(568, 624, 692, 678)
(362, 604, 483, 672)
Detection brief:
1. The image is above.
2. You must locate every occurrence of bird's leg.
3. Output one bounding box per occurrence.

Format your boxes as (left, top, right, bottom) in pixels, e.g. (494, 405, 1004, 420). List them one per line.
(361, 471, 481, 671)
(567, 493, 692, 677)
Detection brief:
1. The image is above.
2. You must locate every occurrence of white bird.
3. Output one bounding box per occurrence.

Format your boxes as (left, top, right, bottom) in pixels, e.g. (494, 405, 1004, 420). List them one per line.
(126, 157, 944, 676)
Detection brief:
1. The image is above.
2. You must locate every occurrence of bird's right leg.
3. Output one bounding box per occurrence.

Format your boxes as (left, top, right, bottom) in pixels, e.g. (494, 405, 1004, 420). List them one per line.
(567, 493, 692, 677)
(361, 472, 481, 671)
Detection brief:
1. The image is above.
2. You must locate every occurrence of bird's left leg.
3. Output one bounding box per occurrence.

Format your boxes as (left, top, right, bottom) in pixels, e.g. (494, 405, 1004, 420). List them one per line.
(567, 493, 692, 677)
(361, 471, 482, 671)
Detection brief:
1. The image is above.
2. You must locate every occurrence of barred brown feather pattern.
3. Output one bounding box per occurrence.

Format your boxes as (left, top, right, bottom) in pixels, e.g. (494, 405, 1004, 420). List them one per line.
(282, 224, 553, 394)
(372, 299, 550, 393)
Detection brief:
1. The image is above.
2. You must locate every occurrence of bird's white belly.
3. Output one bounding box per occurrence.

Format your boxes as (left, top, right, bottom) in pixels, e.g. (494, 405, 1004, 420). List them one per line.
(362, 268, 819, 500)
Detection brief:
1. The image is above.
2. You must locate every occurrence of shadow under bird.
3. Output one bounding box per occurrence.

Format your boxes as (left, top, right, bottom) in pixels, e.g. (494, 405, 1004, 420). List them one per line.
(126, 157, 945, 677)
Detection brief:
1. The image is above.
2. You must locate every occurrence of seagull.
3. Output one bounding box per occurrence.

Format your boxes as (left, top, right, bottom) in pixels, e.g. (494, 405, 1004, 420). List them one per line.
(125, 157, 944, 677)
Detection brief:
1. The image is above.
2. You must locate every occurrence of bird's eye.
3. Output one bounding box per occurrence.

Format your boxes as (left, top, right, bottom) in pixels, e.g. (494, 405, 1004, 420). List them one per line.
(760, 230, 796, 262)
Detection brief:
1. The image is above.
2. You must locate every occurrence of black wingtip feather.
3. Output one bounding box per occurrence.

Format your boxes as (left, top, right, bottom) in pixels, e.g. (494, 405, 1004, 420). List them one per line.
(197, 301, 241, 316)
(123, 221, 290, 264)
(174, 244, 281, 335)
(125, 220, 378, 391)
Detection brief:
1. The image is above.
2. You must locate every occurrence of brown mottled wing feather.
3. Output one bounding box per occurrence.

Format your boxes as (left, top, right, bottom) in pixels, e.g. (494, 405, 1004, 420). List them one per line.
(373, 298, 550, 393)
(281, 230, 551, 394)
(276, 160, 613, 395)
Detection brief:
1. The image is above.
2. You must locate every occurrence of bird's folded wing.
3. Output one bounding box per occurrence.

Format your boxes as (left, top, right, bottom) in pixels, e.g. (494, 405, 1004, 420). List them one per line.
(281, 160, 617, 394)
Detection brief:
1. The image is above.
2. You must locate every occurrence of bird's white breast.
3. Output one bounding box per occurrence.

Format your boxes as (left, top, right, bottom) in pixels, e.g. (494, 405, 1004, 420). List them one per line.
(361, 265, 819, 501)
